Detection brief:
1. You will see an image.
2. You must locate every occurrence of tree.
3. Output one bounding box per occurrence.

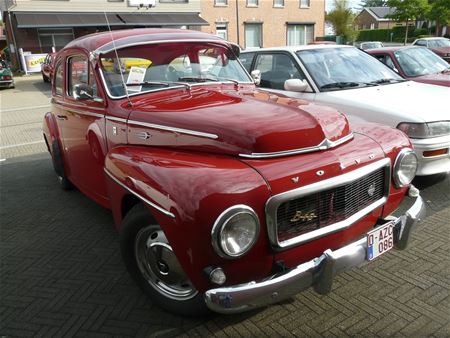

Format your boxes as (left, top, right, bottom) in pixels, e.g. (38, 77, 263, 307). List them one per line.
(427, 0, 450, 36)
(359, 0, 387, 7)
(387, 0, 430, 44)
(326, 0, 357, 42)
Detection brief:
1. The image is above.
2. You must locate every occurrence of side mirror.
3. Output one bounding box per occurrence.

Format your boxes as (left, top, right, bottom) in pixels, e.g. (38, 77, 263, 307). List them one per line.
(73, 83, 94, 101)
(251, 69, 261, 85)
(284, 79, 308, 92)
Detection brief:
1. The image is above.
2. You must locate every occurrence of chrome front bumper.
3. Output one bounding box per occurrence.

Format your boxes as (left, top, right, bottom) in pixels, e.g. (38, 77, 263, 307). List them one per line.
(204, 189, 425, 314)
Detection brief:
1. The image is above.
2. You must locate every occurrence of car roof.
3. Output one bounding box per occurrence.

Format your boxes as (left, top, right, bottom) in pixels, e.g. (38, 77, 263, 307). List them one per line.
(64, 28, 231, 54)
(367, 46, 422, 53)
(414, 37, 449, 41)
(241, 44, 352, 53)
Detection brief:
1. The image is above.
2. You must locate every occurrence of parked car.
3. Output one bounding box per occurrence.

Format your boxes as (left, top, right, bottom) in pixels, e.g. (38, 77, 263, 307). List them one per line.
(358, 41, 384, 50)
(367, 46, 450, 87)
(241, 45, 450, 176)
(412, 37, 450, 63)
(41, 53, 56, 83)
(43, 28, 425, 316)
(0, 59, 14, 89)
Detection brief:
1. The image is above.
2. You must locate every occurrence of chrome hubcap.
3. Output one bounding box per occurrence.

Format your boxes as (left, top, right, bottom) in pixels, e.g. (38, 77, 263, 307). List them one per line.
(134, 225, 198, 300)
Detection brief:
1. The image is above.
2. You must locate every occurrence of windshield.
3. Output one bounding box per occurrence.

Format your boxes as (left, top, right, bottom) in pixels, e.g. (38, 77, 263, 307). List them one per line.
(296, 47, 403, 91)
(394, 47, 449, 77)
(428, 39, 450, 48)
(100, 42, 252, 98)
(361, 42, 383, 50)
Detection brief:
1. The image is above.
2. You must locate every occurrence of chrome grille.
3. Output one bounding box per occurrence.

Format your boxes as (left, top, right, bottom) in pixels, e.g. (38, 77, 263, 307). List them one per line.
(265, 159, 391, 249)
(276, 168, 386, 242)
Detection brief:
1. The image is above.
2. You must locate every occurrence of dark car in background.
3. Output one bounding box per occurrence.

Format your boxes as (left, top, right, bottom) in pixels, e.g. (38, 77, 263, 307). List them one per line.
(0, 59, 14, 89)
(41, 53, 56, 83)
(368, 46, 450, 87)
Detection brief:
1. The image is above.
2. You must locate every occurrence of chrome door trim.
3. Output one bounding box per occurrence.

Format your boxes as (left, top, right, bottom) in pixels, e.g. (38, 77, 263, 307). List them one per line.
(128, 120, 219, 140)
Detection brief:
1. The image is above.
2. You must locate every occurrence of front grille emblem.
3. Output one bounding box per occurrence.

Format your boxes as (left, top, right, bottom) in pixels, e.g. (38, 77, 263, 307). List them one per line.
(291, 176, 300, 183)
(368, 183, 376, 197)
(290, 211, 317, 222)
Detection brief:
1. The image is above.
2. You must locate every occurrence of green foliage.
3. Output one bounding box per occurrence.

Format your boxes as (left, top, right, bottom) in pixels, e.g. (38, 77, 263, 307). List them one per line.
(387, 0, 429, 43)
(360, 0, 387, 6)
(326, 0, 357, 42)
(427, 0, 450, 32)
(357, 29, 391, 41)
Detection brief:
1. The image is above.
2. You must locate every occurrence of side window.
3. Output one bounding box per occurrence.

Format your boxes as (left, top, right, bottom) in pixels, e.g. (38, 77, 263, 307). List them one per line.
(68, 55, 98, 98)
(384, 55, 396, 70)
(54, 61, 63, 96)
(68, 56, 88, 96)
(255, 53, 304, 90)
(415, 40, 426, 46)
(240, 52, 255, 72)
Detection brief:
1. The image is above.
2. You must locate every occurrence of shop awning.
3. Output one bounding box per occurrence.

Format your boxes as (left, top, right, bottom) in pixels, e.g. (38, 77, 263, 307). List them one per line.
(15, 12, 208, 29)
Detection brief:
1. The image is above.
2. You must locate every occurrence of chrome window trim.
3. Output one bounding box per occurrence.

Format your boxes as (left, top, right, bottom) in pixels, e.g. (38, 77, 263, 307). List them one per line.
(211, 204, 260, 259)
(265, 158, 391, 249)
(104, 168, 176, 219)
(128, 120, 219, 140)
(239, 133, 353, 159)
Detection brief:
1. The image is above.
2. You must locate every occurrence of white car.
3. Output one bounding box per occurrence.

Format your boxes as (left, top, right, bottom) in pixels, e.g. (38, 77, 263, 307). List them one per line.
(240, 45, 450, 176)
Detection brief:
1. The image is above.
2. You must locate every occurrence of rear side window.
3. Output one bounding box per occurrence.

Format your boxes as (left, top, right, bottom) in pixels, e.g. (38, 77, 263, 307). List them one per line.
(240, 52, 255, 72)
(68, 55, 98, 98)
(54, 61, 63, 96)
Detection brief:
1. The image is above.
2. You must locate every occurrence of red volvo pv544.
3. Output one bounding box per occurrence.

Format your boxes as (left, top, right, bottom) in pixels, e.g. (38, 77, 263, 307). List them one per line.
(43, 29, 425, 316)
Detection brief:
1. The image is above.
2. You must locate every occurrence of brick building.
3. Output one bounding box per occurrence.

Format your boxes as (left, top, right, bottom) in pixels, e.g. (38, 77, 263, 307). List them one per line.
(2, 0, 207, 69)
(200, 0, 325, 49)
(354, 7, 405, 30)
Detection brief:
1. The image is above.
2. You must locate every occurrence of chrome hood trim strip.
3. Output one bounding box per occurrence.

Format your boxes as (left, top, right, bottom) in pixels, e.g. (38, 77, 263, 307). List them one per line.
(239, 133, 354, 159)
(128, 120, 219, 140)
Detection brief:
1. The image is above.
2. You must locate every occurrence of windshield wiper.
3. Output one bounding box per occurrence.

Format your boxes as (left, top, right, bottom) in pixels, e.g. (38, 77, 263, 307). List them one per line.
(126, 81, 191, 90)
(441, 67, 450, 74)
(178, 76, 220, 83)
(370, 78, 406, 84)
(320, 81, 379, 90)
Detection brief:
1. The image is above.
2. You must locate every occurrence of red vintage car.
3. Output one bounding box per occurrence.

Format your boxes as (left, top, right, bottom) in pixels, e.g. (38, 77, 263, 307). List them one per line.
(41, 52, 56, 83)
(42, 28, 425, 316)
(368, 46, 450, 87)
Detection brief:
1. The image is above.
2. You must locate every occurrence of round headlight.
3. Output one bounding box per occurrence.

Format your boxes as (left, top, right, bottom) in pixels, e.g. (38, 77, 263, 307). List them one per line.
(393, 148, 418, 187)
(212, 205, 260, 258)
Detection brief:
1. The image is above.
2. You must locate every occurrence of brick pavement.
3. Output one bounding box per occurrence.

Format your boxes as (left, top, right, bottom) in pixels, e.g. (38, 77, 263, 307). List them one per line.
(0, 75, 449, 337)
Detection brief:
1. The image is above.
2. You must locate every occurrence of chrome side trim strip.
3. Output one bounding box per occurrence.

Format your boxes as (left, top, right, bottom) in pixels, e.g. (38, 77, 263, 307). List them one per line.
(54, 103, 104, 119)
(106, 116, 128, 123)
(128, 120, 219, 140)
(265, 158, 391, 249)
(104, 168, 176, 219)
(239, 133, 354, 159)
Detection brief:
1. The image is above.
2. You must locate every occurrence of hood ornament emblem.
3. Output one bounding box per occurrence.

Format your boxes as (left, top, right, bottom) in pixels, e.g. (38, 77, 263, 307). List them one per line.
(316, 170, 325, 176)
(368, 183, 376, 197)
(291, 176, 300, 183)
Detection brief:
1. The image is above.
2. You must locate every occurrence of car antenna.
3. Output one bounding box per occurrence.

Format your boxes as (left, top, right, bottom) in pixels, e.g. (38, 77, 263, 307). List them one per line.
(103, 12, 133, 107)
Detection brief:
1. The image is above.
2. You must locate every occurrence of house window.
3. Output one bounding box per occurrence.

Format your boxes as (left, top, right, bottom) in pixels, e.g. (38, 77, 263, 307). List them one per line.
(38, 28, 74, 53)
(216, 24, 228, 40)
(370, 23, 375, 30)
(247, 0, 258, 6)
(245, 23, 262, 48)
(215, 0, 227, 5)
(273, 0, 284, 7)
(300, 0, 310, 8)
(287, 24, 314, 46)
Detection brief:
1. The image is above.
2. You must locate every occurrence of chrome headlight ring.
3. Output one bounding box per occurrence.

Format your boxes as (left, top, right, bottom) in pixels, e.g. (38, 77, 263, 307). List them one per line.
(211, 205, 260, 259)
(393, 148, 418, 188)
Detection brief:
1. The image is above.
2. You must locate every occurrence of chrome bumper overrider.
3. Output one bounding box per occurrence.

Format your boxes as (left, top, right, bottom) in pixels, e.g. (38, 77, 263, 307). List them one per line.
(204, 189, 425, 314)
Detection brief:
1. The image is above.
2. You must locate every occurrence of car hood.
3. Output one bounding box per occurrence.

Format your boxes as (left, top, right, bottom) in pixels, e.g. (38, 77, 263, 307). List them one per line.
(413, 72, 450, 87)
(127, 87, 351, 157)
(431, 46, 450, 55)
(320, 81, 450, 124)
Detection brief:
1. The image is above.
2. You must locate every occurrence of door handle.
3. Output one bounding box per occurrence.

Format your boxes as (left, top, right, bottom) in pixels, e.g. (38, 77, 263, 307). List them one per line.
(56, 115, 68, 120)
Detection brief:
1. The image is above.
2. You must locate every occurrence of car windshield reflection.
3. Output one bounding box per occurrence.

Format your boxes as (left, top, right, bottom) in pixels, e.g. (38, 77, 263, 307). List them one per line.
(296, 47, 403, 91)
(100, 42, 252, 98)
(394, 47, 449, 77)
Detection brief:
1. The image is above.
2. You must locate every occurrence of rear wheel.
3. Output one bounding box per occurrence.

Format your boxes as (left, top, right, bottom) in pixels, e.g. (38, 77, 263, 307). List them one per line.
(42, 73, 49, 83)
(120, 204, 209, 316)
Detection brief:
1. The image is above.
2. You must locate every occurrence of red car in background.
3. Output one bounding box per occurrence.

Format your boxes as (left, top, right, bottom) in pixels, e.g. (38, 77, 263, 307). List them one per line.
(41, 53, 56, 83)
(368, 46, 450, 87)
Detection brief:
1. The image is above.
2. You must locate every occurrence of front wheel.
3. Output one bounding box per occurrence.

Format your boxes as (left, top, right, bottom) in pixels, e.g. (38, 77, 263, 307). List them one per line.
(120, 204, 209, 316)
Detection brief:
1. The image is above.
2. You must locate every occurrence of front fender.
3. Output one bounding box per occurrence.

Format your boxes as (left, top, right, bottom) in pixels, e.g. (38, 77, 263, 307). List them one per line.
(104, 146, 273, 292)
